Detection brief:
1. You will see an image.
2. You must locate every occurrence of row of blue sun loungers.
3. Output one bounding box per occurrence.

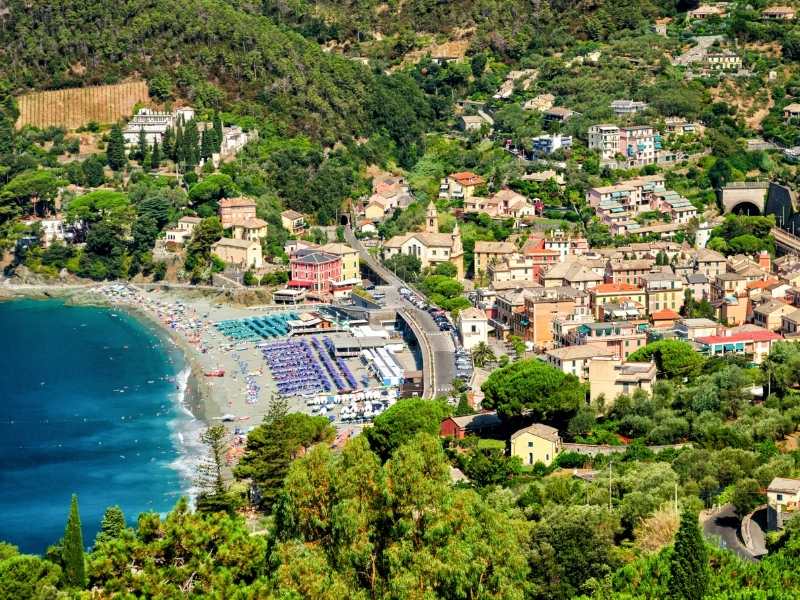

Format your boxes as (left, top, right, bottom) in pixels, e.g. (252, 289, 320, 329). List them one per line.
(215, 312, 300, 341)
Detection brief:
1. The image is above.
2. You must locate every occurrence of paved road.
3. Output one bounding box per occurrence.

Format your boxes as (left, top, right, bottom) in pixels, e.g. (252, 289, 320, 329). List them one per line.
(344, 227, 455, 396)
(703, 504, 759, 562)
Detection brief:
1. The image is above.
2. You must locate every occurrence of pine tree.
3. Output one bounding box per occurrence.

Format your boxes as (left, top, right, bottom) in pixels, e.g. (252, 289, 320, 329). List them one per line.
(669, 510, 708, 600)
(196, 425, 232, 513)
(95, 505, 126, 545)
(150, 139, 161, 171)
(213, 111, 223, 153)
(62, 494, 86, 588)
(106, 124, 127, 171)
(137, 127, 148, 163)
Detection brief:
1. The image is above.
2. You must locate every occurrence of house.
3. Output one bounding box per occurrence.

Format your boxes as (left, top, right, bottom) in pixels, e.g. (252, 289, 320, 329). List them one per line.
(440, 411, 502, 439)
(685, 273, 711, 301)
(523, 93, 555, 112)
(586, 175, 665, 215)
(439, 171, 485, 201)
(688, 5, 725, 19)
(122, 106, 195, 146)
(705, 51, 741, 71)
(590, 282, 646, 319)
(428, 40, 470, 64)
(675, 317, 719, 341)
(489, 254, 538, 286)
(510, 424, 562, 467)
(532, 134, 572, 156)
(610, 100, 648, 116)
(543, 107, 575, 123)
(289, 248, 342, 293)
(763, 6, 796, 20)
(229, 217, 268, 242)
(784, 103, 800, 121)
(588, 125, 659, 166)
(588, 124, 620, 161)
(767, 477, 800, 530)
(219, 197, 257, 229)
(465, 189, 533, 220)
(211, 238, 263, 269)
(506, 286, 589, 348)
(545, 344, 618, 381)
(460, 114, 492, 133)
(458, 307, 490, 350)
(653, 17, 671, 36)
(543, 231, 589, 260)
(641, 271, 684, 315)
(695, 328, 782, 364)
(320, 242, 361, 284)
(220, 125, 251, 156)
(588, 357, 657, 407)
(383, 203, 464, 278)
(541, 259, 603, 291)
(607, 259, 656, 285)
(280, 210, 306, 236)
(474, 241, 517, 276)
(165, 215, 202, 245)
(782, 308, 800, 336)
(694, 248, 728, 278)
(650, 308, 680, 330)
(567, 321, 648, 359)
(753, 299, 795, 331)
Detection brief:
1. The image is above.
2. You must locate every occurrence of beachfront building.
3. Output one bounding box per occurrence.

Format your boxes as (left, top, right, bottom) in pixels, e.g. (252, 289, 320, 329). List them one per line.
(458, 307, 490, 350)
(211, 238, 263, 269)
(510, 424, 562, 467)
(165, 215, 202, 245)
(220, 197, 256, 229)
(281, 210, 306, 236)
(320, 242, 361, 284)
(289, 248, 342, 294)
(122, 106, 195, 146)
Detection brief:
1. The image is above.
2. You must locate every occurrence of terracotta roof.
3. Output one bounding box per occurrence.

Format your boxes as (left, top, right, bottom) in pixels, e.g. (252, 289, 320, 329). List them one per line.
(593, 282, 643, 294)
(219, 197, 256, 208)
(450, 171, 485, 186)
(651, 309, 680, 320)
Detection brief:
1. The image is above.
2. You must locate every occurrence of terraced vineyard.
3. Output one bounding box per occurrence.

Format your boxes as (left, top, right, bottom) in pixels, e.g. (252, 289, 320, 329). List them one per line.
(16, 81, 149, 129)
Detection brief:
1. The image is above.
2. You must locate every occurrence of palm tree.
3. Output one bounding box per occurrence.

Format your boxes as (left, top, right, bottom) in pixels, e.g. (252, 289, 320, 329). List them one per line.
(471, 342, 495, 368)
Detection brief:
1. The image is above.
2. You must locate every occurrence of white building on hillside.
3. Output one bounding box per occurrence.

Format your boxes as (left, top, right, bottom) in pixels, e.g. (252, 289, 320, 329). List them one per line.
(123, 107, 196, 146)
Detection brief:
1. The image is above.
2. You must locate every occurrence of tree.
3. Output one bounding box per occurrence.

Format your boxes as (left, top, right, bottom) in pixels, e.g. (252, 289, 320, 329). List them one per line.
(150, 139, 161, 171)
(384, 253, 421, 282)
(212, 111, 223, 153)
(471, 341, 495, 368)
(628, 340, 705, 380)
(184, 216, 223, 272)
(62, 495, 85, 589)
(95, 506, 126, 546)
(82, 155, 105, 187)
(201, 129, 213, 161)
(137, 127, 148, 163)
(197, 425, 234, 513)
(106, 125, 127, 171)
(365, 398, 450, 460)
(732, 477, 763, 518)
(669, 510, 709, 600)
(234, 406, 334, 511)
(481, 359, 586, 421)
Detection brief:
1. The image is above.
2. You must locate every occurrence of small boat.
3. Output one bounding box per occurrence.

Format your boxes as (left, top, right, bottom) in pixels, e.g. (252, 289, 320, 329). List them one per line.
(220, 414, 237, 422)
(204, 369, 225, 377)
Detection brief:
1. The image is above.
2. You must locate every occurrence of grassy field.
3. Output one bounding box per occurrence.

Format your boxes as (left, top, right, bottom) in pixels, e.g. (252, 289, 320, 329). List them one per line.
(16, 81, 149, 130)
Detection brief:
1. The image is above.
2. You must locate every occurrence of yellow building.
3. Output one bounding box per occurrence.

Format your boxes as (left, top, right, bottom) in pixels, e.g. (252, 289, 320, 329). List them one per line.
(364, 201, 386, 221)
(280, 210, 306, 235)
(510, 423, 562, 467)
(321, 242, 361, 283)
(640, 271, 684, 315)
(211, 238, 263, 269)
(230, 217, 268, 242)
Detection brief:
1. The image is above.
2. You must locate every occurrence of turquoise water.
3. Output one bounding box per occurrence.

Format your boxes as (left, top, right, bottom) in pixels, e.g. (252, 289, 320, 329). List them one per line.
(0, 299, 199, 553)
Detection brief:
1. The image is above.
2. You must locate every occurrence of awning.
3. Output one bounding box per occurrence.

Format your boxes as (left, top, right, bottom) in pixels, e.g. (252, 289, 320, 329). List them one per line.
(288, 280, 313, 288)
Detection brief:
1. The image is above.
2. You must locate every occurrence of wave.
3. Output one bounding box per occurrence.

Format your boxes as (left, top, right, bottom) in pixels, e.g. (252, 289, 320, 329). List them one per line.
(167, 366, 205, 505)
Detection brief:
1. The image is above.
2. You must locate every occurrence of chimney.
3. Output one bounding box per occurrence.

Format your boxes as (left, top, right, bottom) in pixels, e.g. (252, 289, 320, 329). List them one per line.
(758, 251, 771, 273)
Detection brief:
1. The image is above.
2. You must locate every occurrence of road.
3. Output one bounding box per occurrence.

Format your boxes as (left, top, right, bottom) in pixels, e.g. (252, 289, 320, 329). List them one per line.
(703, 504, 759, 562)
(344, 227, 455, 397)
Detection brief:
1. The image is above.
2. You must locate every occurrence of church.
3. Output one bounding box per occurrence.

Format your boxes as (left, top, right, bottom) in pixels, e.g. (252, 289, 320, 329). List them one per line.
(383, 202, 464, 279)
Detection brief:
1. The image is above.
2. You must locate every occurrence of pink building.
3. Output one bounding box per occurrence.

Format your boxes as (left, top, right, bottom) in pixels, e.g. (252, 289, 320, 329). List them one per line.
(289, 249, 342, 293)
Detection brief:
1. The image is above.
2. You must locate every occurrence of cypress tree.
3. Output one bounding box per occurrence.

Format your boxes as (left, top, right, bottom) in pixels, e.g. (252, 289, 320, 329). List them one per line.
(183, 119, 200, 168)
(669, 510, 708, 600)
(106, 124, 127, 171)
(95, 505, 126, 545)
(62, 494, 86, 588)
(174, 123, 185, 166)
(137, 126, 148, 162)
(213, 111, 223, 152)
(163, 126, 174, 161)
(200, 129, 213, 161)
(150, 139, 161, 171)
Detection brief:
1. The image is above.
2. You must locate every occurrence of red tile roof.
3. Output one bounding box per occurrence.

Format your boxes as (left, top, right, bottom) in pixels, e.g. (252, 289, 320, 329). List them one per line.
(697, 330, 782, 345)
(651, 309, 680, 320)
(593, 282, 643, 294)
(450, 171, 485, 186)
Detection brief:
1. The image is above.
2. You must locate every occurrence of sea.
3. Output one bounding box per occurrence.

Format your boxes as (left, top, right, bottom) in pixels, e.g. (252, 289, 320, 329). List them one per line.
(0, 298, 204, 553)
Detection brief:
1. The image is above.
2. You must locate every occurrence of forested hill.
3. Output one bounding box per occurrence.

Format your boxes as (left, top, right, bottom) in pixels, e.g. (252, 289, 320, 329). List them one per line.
(258, 0, 680, 56)
(0, 0, 377, 142)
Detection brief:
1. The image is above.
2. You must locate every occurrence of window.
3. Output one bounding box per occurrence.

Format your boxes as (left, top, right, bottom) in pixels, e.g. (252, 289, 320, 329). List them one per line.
(528, 441, 533, 447)
(528, 453, 533, 465)
(778, 494, 783, 501)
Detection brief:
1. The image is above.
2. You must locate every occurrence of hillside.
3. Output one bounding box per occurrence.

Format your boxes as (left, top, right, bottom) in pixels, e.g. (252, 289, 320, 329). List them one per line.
(0, 0, 375, 142)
